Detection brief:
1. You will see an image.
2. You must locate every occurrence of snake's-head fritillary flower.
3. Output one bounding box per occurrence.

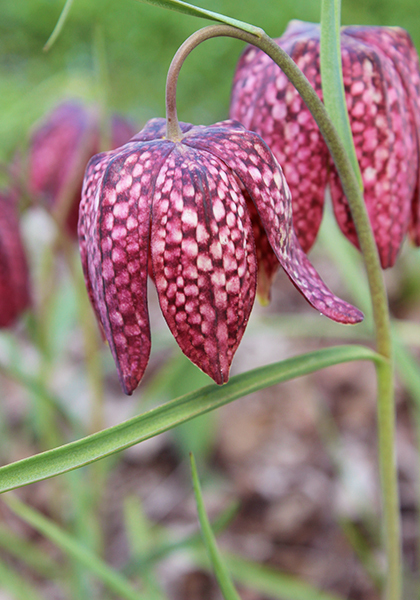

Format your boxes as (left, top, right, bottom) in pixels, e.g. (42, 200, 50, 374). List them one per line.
(230, 21, 420, 268)
(28, 100, 135, 236)
(0, 191, 31, 327)
(79, 118, 363, 395)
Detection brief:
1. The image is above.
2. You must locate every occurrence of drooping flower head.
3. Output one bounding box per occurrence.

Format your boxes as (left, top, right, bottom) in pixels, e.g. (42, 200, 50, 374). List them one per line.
(0, 191, 31, 327)
(79, 118, 363, 394)
(230, 21, 420, 268)
(28, 100, 136, 236)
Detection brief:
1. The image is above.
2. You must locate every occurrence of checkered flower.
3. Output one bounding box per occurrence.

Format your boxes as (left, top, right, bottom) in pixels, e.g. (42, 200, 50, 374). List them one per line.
(28, 101, 135, 236)
(0, 191, 30, 327)
(79, 118, 363, 394)
(230, 21, 420, 268)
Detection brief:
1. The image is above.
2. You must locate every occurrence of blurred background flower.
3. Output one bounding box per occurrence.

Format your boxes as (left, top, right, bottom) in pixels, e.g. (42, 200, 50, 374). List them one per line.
(27, 100, 135, 235)
(0, 190, 31, 326)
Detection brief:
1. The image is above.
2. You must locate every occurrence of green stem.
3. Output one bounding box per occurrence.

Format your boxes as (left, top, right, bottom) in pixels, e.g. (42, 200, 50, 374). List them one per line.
(165, 24, 399, 599)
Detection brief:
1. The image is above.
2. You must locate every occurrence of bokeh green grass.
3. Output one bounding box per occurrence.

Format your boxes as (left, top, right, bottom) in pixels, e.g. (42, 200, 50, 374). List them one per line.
(1, 0, 419, 161)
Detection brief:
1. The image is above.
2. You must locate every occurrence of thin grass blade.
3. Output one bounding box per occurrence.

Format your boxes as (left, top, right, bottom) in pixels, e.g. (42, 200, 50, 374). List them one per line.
(190, 453, 241, 600)
(44, 0, 75, 51)
(3, 495, 150, 600)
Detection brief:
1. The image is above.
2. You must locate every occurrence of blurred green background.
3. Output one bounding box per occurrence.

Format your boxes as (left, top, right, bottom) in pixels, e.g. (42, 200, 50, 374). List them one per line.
(1, 0, 420, 163)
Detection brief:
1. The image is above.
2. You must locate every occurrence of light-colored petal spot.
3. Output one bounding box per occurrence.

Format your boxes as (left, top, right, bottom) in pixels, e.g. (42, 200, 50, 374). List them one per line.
(113, 203, 129, 219)
(116, 174, 133, 193)
(197, 254, 213, 271)
(181, 208, 198, 228)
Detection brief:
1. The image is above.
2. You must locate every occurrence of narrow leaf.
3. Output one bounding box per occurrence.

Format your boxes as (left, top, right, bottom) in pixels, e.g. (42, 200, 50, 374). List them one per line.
(190, 453, 241, 600)
(320, 0, 363, 188)
(44, 0, 75, 51)
(134, 0, 263, 36)
(3, 495, 149, 600)
(0, 346, 382, 493)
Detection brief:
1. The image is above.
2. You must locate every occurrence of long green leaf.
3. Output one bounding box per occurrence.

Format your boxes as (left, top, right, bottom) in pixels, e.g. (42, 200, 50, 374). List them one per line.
(190, 453, 241, 600)
(3, 495, 149, 600)
(320, 0, 363, 188)
(0, 346, 382, 493)
(134, 0, 262, 36)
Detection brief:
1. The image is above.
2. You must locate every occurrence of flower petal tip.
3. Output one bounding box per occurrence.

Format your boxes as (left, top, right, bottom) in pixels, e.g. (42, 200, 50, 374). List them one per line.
(321, 302, 364, 325)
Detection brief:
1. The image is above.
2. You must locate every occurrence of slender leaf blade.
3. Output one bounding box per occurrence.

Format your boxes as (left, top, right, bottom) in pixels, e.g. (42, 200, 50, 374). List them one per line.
(44, 0, 75, 51)
(0, 346, 382, 493)
(190, 453, 241, 600)
(320, 0, 363, 188)
(3, 495, 149, 600)
(134, 0, 263, 36)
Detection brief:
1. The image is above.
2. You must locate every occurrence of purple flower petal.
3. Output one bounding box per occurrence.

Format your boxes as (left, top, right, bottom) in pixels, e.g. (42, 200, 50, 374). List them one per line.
(79, 117, 364, 395)
(230, 26, 328, 253)
(184, 122, 363, 324)
(230, 21, 420, 268)
(79, 141, 173, 394)
(151, 145, 257, 384)
(330, 33, 418, 267)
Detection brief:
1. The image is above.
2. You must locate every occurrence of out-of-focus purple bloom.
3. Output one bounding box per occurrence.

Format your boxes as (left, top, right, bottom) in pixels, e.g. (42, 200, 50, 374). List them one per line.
(0, 191, 30, 327)
(28, 101, 136, 236)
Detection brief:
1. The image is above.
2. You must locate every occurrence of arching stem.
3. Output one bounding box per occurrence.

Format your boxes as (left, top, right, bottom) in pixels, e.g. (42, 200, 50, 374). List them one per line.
(166, 24, 399, 599)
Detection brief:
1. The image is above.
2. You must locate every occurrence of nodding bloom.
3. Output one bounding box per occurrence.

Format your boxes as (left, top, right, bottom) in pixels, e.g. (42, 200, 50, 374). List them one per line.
(79, 117, 363, 394)
(0, 191, 30, 327)
(28, 100, 135, 236)
(230, 21, 420, 268)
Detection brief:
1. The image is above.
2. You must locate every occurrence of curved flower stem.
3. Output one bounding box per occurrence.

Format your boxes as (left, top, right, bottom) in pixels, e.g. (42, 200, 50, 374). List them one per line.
(166, 24, 399, 599)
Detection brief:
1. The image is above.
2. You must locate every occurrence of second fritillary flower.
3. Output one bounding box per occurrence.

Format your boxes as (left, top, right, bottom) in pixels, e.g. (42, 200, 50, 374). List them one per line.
(79, 118, 363, 395)
(230, 21, 420, 268)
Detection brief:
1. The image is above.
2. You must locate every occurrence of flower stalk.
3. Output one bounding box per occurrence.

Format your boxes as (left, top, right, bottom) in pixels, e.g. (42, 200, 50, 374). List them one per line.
(165, 24, 399, 599)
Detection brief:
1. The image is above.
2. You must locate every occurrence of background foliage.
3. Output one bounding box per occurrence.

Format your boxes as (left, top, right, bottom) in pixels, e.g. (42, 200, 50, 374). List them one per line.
(1, 0, 420, 162)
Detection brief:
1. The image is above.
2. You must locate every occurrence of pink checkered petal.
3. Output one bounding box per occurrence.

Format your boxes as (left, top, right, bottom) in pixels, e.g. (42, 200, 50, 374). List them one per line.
(79, 152, 110, 328)
(79, 140, 173, 394)
(29, 101, 136, 237)
(329, 36, 418, 267)
(230, 25, 328, 253)
(245, 193, 279, 304)
(151, 144, 257, 384)
(343, 26, 420, 247)
(185, 123, 363, 324)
